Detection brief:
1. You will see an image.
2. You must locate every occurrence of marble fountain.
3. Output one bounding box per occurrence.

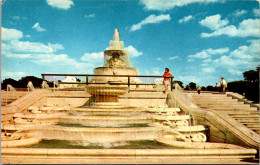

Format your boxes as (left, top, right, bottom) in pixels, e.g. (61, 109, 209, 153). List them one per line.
(1, 29, 257, 164)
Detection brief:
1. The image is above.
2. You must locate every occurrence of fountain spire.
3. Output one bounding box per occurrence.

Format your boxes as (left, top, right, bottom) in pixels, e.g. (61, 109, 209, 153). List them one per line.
(114, 28, 120, 41)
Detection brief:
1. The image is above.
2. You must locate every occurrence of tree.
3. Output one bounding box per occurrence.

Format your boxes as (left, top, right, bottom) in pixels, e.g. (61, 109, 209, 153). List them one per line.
(189, 82, 197, 90)
(1, 78, 18, 90)
(201, 86, 206, 91)
(228, 67, 259, 103)
(206, 85, 216, 91)
(17, 76, 44, 88)
(243, 67, 259, 82)
(227, 81, 246, 95)
(173, 80, 184, 88)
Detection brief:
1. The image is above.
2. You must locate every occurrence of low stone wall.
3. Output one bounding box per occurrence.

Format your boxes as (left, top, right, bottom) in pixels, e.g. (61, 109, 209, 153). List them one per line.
(167, 91, 260, 149)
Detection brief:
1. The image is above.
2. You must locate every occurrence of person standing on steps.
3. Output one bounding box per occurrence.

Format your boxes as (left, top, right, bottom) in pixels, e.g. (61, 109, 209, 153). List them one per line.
(216, 77, 227, 92)
(197, 85, 202, 94)
(162, 68, 173, 93)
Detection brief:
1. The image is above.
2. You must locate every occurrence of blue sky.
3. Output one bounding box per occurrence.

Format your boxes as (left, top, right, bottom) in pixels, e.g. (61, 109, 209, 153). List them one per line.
(1, 0, 259, 87)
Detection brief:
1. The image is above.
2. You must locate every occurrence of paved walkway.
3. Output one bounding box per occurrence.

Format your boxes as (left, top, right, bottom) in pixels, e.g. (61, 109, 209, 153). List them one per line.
(2, 156, 259, 164)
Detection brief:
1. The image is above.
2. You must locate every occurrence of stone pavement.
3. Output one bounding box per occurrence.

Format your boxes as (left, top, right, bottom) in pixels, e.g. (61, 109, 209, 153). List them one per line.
(1, 155, 259, 164)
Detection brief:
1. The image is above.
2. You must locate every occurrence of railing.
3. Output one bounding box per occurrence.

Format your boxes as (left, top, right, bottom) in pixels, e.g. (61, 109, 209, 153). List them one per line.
(41, 73, 174, 91)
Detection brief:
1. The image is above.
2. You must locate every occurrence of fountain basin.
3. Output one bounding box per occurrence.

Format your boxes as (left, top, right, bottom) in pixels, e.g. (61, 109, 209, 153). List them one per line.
(92, 67, 137, 83)
(1, 132, 41, 148)
(13, 113, 153, 127)
(156, 137, 252, 149)
(86, 85, 128, 96)
(57, 115, 152, 127)
(29, 126, 161, 143)
(69, 107, 147, 116)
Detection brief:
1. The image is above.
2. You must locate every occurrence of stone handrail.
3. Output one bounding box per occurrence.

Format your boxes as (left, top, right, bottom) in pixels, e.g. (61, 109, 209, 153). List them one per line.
(1, 89, 50, 122)
(167, 88, 260, 149)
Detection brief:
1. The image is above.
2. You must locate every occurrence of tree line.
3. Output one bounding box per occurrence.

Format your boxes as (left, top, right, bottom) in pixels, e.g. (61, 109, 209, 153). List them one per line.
(183, 67, 259, 103)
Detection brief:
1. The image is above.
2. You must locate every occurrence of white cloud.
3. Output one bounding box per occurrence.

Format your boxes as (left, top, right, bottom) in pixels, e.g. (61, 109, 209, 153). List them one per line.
(46, 0, 74, 10)
(199, 14, 229, 30)
(2, 70, 26, 80)
(157, 57, 162, 61)
(233, 9, 247, 17)
(3, 40, 57, 54)
(169, 56, 178, 60)
(202, 67, 215, 73)
(32, 23, 46, 32)
(201, 18, 260, 38)
(253, 8, 260, 17)
(143, 67, 161, 75)
(188, 51, 210, 59)
(178, 15, 193, 23)
(13, 16, 20, 20)
(203, 58, 212, 63)
(230, 40, 259, 60)
(81, 52, 104, 62)
(207, 47, 229, 55)
(125, 45, 143, 57)
(228, 69, 242, 76)
(237, 19, 260, 37)
(178, 75, 200, 85)
(130, 14, 171, 32)
(85, 14, 95, 18)
(1, 27, 23, 40)
(2, 27, 94, 74)
(47, 43, 64, 52)
(213, 40, 259, 70)
(32, 54, 95, 74)
(201, 25, 237, 37)
(140, 0, 220, 11)
(188, 47, 229, 59)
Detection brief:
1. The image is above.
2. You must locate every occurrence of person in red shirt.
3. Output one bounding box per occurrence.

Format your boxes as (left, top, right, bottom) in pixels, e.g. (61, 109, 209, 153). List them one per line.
(163, 68, 173, 93)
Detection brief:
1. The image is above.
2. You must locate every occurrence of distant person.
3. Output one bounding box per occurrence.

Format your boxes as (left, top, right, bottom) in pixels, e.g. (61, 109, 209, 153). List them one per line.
(216, 77, 227, 92)
(162, 68, 173, 93)
(197, 85, 202, 94)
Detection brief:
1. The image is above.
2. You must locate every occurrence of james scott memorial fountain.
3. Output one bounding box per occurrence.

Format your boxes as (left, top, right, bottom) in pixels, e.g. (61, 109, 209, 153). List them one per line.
(1, 29, 258, 164)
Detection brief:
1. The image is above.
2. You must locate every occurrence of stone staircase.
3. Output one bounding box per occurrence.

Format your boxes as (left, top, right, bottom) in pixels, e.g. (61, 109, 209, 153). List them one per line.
(1, 91, 28, 106)
(186, 92, 260, 134)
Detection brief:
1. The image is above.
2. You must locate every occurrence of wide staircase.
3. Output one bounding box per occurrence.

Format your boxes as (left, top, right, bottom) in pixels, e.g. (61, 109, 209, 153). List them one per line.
(1, 90, 28, 106)
(186, 92, 260, 134)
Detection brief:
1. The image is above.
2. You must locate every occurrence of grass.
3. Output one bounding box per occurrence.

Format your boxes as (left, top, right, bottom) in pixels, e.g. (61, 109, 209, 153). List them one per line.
(25, 139, 176, 149)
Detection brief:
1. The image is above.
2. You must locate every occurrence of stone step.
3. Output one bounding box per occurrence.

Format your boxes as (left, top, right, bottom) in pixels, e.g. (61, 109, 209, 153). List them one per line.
(226, 112, 251, 116)
(191, 96, 230, 99)
(249, 112, 260, 115)
(146, 108, 181, 113)
(199, 104, 252, 108)
(199, 106, 257, 111)
(235, 118, 260, 123)
(195, 102, 246, 106)
(242, 122, 260, 129)
(175, 125, 207, 132)
(194, 99, 241, 104)
(1, 99, 17, 104)
(229, 114, 260, 118)
(192, 97, 234, 101)
(155, 115, 190, 121)
(195, 99, 247, 103)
